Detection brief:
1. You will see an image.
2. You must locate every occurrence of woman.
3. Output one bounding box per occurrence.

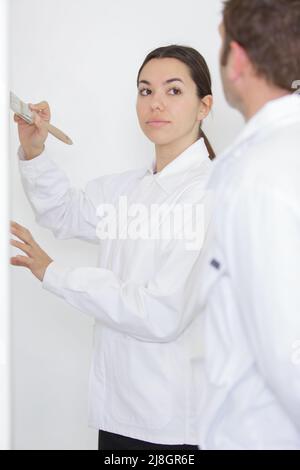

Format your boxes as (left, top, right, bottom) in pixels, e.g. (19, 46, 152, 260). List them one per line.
(11, 45, 215, 450)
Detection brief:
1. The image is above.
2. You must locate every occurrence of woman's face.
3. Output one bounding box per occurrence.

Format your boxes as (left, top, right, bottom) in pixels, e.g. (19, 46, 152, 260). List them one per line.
(136, 58, 207, 146)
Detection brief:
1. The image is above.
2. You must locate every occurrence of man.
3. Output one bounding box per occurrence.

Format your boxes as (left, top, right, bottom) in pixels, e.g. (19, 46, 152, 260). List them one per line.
(196, 0, 300, 450)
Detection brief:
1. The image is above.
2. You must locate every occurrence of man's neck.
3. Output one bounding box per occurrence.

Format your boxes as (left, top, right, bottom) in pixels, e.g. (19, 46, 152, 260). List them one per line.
(241, 83, 290, 122)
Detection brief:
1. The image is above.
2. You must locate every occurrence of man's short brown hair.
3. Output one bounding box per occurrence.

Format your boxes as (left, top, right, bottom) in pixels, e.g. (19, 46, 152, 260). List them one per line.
(222, 0, 300, 92)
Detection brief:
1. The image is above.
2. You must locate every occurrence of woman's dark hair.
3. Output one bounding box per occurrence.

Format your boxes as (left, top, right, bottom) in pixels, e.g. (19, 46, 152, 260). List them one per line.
(137, 45, 216, 160)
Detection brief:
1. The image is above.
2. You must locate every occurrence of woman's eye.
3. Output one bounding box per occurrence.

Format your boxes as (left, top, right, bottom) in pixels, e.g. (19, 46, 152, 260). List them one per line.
(139, 88, 151, 96)
(168, 88, 182, 96)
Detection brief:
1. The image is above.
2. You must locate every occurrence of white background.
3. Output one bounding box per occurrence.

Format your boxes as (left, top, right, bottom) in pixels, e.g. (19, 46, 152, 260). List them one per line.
(9, 0, 244, 450)
(0, 0, 10, 452)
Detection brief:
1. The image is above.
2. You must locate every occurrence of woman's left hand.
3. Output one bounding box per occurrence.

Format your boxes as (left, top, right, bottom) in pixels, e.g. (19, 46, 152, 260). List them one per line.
(10, 221, 53, 282)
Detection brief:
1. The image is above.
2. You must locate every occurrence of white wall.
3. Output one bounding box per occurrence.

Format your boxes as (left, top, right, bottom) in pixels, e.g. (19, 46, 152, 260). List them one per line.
(10, 0, 244, 450)
(0, 0, 11, 452)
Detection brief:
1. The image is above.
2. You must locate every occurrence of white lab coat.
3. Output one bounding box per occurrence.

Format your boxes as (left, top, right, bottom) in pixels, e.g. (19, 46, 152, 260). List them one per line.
(18, 138, 212, 444)
(196, 95, 300, 450)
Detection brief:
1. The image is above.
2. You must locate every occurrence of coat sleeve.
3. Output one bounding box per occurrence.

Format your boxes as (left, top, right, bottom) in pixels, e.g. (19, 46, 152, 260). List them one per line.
(18, 146, 104, 243)
(18, 146, 139, 244)
(42, 234, 203, 344)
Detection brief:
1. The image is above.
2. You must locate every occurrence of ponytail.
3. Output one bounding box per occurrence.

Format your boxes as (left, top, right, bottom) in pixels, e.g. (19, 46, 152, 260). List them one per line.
(199, 127, 216, 160)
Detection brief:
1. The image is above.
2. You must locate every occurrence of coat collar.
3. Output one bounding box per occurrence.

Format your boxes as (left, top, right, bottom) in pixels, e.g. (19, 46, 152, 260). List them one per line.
(220, 94, 300, 163)
(146, 138, 211, 195)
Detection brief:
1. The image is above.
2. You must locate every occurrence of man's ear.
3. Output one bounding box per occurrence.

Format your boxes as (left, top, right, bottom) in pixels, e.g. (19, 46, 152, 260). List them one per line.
(227, 41, 250, 82)
(197, 95, 213, 121)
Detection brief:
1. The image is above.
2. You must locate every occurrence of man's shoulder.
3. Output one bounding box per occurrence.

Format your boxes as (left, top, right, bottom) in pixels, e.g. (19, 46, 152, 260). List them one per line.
(233, 124, 300, 194)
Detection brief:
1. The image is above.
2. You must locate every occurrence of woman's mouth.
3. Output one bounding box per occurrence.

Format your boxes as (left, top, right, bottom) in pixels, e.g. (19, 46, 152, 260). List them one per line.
(146, 121, 171, 128)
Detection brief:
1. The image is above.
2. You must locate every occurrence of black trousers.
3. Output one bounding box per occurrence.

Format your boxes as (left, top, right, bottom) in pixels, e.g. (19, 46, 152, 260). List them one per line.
(98, 430, 198, 451)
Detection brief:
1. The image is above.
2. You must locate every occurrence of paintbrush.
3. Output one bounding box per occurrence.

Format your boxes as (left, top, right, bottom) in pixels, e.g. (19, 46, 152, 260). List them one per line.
(10, 91, 73, 145)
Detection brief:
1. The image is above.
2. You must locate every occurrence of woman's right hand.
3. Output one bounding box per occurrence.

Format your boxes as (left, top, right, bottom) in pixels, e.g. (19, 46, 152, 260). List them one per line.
(14, 101, 51, 160)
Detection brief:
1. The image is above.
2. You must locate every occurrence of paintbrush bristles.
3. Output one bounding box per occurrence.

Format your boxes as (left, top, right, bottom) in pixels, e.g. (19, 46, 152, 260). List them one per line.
(10, 92, 33, 123)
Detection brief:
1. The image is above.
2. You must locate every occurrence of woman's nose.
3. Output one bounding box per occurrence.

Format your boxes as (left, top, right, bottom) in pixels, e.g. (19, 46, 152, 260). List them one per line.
(150, 93, 165, 111)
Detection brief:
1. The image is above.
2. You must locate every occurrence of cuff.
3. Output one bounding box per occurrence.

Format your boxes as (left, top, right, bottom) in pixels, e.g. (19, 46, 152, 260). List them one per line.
(18, 146, 54, 178)
(42, 261, 71, 299)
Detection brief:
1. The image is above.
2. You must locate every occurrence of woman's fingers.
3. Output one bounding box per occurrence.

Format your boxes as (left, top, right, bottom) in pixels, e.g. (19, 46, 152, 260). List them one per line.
(14, 114, 30, 126)
(10, 239, 32, 256)
(29, 101, 49, 110)
(10, 255, 32, 268)
(10, 221, 53, 281)
(10, 221, 34, 245)
(31, 111, 45, 129)
(29, 101, 51, 121)
(11, 221, 23, 230)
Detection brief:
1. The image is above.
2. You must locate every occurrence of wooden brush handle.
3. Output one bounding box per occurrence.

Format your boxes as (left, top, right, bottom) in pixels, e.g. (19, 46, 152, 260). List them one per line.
(46, 123, 73, 145)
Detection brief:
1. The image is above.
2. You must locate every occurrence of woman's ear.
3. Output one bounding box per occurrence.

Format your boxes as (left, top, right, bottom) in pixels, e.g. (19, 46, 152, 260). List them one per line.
(197, 95, 213, 121)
